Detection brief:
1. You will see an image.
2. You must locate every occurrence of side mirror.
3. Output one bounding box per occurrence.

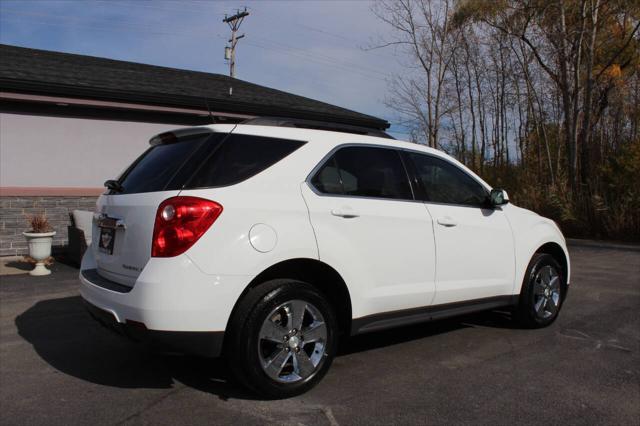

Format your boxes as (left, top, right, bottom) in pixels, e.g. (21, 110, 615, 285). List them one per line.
(490, 188, 509, 206)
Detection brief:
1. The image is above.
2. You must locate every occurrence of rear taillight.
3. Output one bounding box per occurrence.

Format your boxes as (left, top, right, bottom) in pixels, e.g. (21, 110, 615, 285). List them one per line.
(152, 196, 223, 257)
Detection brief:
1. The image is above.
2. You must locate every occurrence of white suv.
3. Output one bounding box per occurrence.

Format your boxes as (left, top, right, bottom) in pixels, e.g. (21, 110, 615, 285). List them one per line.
(80, 121, 570, 398)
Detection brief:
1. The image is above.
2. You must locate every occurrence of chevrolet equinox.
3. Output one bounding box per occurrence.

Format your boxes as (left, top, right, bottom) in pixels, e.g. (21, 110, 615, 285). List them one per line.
(80, 121, 570, 398)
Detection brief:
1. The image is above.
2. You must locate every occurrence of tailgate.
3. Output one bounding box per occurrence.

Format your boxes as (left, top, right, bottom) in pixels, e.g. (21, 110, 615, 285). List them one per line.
(94, 190, 180, 287)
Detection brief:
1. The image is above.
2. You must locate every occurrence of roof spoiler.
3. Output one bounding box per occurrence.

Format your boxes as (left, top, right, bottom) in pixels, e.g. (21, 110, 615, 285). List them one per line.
(241, 117, 395, 139)
(149, 127, 213, 146)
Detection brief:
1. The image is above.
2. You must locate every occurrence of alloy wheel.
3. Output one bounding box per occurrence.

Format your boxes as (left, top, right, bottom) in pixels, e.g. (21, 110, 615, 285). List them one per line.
(532, 265, 561, 319)
(258, 299, 327, 383)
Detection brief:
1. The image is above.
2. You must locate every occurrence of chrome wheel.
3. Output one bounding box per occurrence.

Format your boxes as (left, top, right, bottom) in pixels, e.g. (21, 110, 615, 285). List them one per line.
(532, 265, 561, 319)
(258, 299, 327, 383)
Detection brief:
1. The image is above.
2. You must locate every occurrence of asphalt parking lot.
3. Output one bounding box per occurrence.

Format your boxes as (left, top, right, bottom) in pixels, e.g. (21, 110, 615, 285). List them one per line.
(0, 243, 638, 425)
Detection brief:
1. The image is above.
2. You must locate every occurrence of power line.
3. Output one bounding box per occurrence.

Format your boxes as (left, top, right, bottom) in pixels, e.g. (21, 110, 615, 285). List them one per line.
(1, 10, 393, 88)
(251, 36, 390, 79)
(1, 9, 390, 83)
(15, 2, 397, 75)
(92, 0, 218, 15)
(1, 8, 388, 80)
(0, 9, 191, 37)
(88, 1, 397, 62)
(292, 22, 361, 44)
(240, 39, 387, 83)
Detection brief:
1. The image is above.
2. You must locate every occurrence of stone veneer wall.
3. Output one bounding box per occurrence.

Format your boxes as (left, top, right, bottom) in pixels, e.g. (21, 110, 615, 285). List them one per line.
(0, 196, 97, 256)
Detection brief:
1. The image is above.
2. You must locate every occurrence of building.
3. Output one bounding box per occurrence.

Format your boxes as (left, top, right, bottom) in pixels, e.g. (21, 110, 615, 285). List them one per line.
(0, 44, 388, 256)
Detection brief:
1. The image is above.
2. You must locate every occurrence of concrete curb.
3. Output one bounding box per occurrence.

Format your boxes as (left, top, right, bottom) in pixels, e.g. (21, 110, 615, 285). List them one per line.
(567, 238, 640, 252)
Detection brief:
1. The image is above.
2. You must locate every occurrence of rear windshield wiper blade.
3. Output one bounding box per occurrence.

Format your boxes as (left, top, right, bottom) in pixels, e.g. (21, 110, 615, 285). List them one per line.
(104, 179, 124, 193)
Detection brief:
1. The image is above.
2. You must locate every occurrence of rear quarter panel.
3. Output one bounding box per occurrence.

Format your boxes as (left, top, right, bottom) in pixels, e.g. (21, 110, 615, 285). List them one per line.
(176, 138, 323, 277)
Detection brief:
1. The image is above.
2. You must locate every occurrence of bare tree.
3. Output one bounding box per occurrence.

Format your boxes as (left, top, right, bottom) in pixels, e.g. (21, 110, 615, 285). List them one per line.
(373, 0, 640, 241)
(373, 0, 459, 148)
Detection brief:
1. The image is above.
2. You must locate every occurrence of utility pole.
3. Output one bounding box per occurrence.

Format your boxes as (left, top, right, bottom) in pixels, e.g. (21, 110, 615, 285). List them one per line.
(223, 8, 249, 78)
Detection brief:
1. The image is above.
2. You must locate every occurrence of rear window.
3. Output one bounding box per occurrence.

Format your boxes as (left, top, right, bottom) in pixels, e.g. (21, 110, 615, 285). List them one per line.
(114, 132, 305, 194)
(117, 133, 215, 194)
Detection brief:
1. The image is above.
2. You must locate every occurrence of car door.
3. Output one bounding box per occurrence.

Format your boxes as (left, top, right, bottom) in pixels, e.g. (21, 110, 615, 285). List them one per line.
(301, 145, 437, 319)
(403, 151, 515, 305)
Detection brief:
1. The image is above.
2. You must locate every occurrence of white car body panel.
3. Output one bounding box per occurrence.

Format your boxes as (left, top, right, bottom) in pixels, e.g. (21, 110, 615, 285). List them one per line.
(426, 202, 515, 305)
(93, 190, 179, 286)
(301, 183, 437, 318)
(503, 204, 571, 289)
(80, 246, 250, 331)
(79, 123, 570, 343)
(177, 178, 318, 278)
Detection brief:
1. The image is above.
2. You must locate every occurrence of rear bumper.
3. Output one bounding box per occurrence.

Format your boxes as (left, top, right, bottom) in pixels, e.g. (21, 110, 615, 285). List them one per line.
(79, 248, 252, 357)
(84, 299, 225, 357)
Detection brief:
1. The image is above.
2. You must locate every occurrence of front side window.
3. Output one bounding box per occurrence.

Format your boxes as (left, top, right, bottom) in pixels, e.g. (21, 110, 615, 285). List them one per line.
(407, 152, 488, 206)
(311, 146, 413, 200)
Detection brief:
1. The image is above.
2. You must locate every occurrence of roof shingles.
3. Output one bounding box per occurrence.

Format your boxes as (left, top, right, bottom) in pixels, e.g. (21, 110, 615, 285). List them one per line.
(0, 44, 388, 129)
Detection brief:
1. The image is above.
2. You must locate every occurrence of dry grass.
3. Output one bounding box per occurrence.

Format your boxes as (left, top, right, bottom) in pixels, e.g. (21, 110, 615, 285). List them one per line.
(485, 165, 640, 242)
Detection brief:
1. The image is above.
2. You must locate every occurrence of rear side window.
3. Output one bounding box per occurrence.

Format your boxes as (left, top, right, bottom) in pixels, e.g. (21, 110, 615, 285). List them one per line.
(186, 134, 305, 188)
(311, 146, 413, 200)
(117, 133, 215, 194)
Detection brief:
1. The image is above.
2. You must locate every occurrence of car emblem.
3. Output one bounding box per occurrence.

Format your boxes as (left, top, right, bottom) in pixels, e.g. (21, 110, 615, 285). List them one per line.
(122, 264, 141, 272)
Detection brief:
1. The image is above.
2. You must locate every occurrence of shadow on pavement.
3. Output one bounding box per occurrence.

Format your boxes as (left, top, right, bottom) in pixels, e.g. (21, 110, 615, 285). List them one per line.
(15, 295, 518, 400)
(14, 295, 258, 400)
(15, 296, 174, 389)
(4, 260, 32, 272)
(339, 308, 520, 356)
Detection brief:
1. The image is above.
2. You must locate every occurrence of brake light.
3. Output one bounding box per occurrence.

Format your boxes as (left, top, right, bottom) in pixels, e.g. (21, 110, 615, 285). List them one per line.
(152, 196, 223, 257)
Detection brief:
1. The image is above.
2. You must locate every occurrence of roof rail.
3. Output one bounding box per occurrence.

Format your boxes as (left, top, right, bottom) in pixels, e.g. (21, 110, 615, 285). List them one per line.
(241, 117, 395, 139)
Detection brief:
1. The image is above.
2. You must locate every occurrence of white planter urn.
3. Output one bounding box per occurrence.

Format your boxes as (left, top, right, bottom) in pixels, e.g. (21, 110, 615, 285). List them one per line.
(22, 231, 56, 276)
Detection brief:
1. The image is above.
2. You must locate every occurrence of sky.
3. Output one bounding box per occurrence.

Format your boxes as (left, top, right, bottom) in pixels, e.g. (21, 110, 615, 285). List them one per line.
(0, 0, 410, 137)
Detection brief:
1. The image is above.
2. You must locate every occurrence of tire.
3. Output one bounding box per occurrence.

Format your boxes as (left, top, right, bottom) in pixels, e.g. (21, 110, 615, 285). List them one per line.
(515, 253, 565, 328)
(225, 279, 337, 399)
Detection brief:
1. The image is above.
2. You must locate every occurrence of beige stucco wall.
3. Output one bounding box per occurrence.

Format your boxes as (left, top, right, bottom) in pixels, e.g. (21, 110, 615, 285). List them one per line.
(0, 113, 176, 187)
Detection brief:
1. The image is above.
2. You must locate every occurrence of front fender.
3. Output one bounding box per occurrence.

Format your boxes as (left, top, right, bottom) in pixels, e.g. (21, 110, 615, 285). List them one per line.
(505, 206, 570, 294)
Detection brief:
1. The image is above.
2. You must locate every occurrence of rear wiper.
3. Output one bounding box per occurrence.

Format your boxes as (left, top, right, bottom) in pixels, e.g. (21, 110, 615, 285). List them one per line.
(104, 179, 124, 193)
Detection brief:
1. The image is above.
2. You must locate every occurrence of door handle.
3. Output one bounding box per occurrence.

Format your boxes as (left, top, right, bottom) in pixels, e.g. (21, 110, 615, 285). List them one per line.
(437, 216, 457, 227)
(331, 208, 359, 218)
